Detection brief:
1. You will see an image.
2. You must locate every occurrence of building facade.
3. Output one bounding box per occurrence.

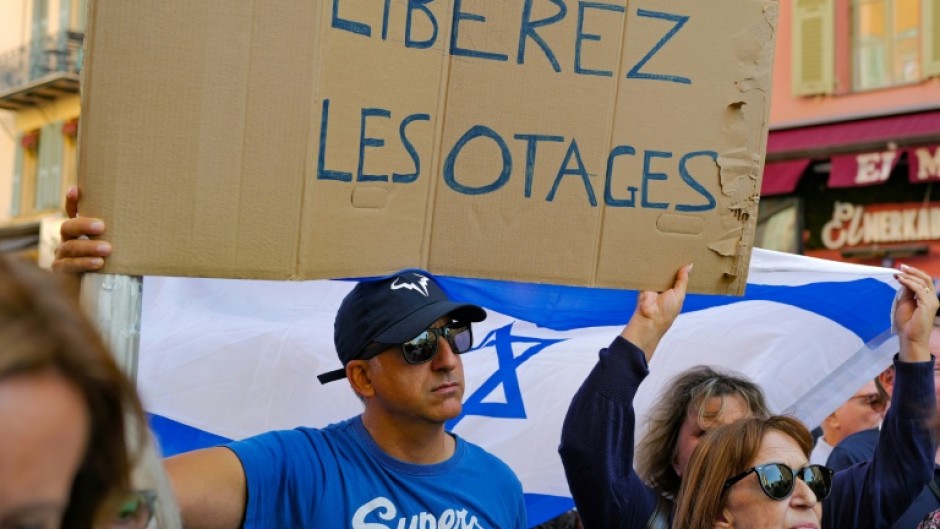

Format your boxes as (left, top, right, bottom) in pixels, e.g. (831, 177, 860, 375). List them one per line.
(760, 0, 940, 275)
(0, 0, 84, 262)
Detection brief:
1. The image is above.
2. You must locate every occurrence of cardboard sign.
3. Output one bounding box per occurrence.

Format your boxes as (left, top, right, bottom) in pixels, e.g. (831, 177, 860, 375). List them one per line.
(78, 0, 777, 294)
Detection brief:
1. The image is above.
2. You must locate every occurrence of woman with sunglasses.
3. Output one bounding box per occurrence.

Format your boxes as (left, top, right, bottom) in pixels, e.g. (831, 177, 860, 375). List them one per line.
(561, 264, 938, 529)
(673, 415, 831, 529)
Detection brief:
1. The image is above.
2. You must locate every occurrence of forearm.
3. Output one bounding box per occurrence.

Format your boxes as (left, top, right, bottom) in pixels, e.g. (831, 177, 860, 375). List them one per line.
(621, 318, 663, 362)
(559, 338, 656, 529)
(899, 340, 931, 363)
(619, 265, 689, 363)
(166, 447, 247, 529)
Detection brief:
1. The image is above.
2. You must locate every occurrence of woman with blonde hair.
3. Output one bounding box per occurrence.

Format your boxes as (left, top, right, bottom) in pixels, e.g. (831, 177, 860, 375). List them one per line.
(673, 416, 832, 529)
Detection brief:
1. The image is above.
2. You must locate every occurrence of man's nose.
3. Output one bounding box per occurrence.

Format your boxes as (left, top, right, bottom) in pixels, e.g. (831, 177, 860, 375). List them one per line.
(431, 337, 459, 371)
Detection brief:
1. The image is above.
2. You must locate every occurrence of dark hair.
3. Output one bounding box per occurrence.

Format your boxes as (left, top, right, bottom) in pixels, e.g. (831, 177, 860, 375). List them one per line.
(635, 365, 770, 500)
(0, 255, 145, 529)
(673, 416, 813, 529)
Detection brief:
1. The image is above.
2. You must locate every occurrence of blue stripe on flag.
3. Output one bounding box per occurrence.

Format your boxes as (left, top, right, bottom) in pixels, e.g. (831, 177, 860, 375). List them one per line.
(523, 494, 576, 526)
(149, 413, 231, 457)
(437, 276, 894, 341)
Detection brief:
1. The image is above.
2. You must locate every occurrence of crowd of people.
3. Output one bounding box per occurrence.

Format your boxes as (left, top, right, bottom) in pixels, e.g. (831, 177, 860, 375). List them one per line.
(0, 186, 937, 529)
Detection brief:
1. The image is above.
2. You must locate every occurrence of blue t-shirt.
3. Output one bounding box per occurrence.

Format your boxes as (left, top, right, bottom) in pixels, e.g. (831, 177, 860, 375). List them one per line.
(227, 415, 527, 529)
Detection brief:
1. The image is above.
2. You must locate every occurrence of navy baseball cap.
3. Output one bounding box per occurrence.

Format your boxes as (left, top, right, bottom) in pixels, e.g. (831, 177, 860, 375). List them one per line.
(317, 271, 486, 384)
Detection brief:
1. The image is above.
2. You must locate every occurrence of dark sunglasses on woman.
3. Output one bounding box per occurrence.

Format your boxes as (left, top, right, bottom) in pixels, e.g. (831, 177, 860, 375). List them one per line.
(723, 463, 834, 501)
(360, 322, 474, 365)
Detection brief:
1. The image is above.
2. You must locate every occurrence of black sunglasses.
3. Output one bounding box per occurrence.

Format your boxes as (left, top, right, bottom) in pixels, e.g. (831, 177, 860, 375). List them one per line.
(723, 463, 833, 501)
(361, 322, 474, 365)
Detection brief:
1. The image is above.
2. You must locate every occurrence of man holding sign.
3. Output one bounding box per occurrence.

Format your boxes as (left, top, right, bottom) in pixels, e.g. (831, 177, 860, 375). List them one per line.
(55, 189, 692, 529)
(58, 189, 532, 528)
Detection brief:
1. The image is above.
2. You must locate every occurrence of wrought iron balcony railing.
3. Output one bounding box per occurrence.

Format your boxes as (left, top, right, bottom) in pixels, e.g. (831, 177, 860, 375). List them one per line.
(0, 30, 84, 107)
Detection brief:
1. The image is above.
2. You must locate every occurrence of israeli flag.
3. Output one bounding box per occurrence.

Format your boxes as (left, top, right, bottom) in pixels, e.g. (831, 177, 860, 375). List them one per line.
(140, 248, 901, 526)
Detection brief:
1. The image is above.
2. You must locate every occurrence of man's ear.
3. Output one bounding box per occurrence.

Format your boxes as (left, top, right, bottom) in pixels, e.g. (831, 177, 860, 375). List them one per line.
(823, 412, 839, 431)
(346, 360, 375, 398)
(878, 366, 896, 396)
(714, 507, 734, 529)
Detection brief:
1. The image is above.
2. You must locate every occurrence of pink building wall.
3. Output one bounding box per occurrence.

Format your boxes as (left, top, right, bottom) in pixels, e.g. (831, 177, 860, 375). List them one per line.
(770, 0, 940, 129)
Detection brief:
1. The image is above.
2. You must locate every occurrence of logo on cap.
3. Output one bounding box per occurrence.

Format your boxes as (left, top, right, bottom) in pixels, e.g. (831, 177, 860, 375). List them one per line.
(390, 274, 430, 297)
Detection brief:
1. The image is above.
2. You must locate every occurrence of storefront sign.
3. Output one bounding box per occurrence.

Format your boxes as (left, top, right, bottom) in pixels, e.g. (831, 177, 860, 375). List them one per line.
(829, 150, 900, 188)
(910, 145, 940, 182)
(821, 202, 940, 250)
(826, 145, 940, 188)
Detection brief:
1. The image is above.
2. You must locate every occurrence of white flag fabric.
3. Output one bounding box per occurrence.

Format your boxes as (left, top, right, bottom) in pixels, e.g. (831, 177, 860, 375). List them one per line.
(140, 248, 901, 526)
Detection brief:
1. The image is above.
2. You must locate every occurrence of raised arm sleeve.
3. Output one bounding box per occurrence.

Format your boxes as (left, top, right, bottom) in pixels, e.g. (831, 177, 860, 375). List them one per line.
(825, 356, 937, 529)
(559, 336, 658, 529)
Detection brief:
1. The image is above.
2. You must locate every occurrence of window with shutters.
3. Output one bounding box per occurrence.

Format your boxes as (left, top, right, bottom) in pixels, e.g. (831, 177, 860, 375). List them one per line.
(11, 130, 40, 217)
(924, 0, 940, 77)
(792, 0, 836, 96)
(9, 122, 69, 218)
(35, 121, 65, 212)
(852, 0, 924, 89)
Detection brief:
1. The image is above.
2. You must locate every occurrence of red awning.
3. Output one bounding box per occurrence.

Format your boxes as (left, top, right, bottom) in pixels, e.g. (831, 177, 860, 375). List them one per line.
(761, 159, 810, 196)
(767, 110, 940, 158)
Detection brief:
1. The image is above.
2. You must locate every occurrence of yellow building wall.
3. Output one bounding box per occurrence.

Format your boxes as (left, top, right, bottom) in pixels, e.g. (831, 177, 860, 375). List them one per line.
(0, 0, 85, 224)
(0, 0, 29, 223)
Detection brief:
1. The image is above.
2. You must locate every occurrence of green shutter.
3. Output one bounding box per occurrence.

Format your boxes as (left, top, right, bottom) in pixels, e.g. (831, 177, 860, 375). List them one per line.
(30, 0, 48, 78)
(31, 0, 48, 39)
(59, 0, 70, 31)
(56, 0, 71, 70)
(35, 125, 50, 210)
(792, 0, 835, 95)
(925, 0, 940, 78)
(10, 136, 23, 217)
(52, 123, 65, 209)
(35, 122, 63, 211)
